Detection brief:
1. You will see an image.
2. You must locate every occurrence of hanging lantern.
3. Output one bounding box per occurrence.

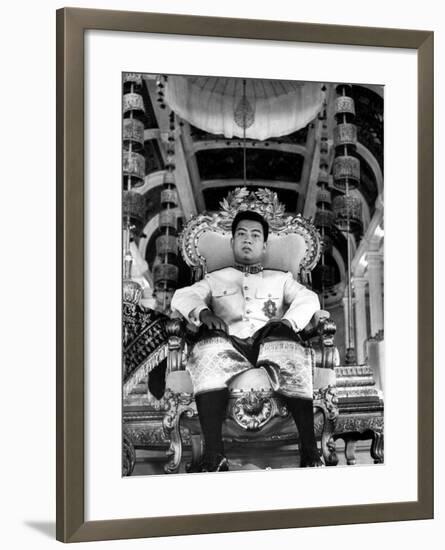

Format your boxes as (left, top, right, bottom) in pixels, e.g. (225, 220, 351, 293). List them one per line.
(320, 141, 329, 155)
(153, 263, 179, 286)
(163, 170, 176, 186)
(166, 145, 175, 166)
(316, 188, 332, 207)
(319, 233, 333, 254)
(156, 235, 179, 255)
(332, 195, 362, 233)
(333, 123, 357, 150)
(160, 188, 178, 206)
(123, 73, 143, 88)
(123, 151, 145, 187)
(123, 93, 145, 117)
(159, 209, 177, 230)
(123, 118, 145, 152)
(334, 95, 355, 118)
(314, 208, 335, 229)
(332, 155, 360, 190)
(317, 170, 329, 187)
(122, 190, 146, 235)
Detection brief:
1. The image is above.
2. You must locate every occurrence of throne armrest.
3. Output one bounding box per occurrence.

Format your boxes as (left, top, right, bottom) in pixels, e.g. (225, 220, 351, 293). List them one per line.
(302, 310, 339, 370)
(165, 318, 187, 372)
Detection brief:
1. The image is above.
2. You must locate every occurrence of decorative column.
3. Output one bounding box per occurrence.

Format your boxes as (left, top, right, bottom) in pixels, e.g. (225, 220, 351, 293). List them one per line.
(122, 73, 147, 309)
(366, 252, 384, 391)
(353, 277, 368, 364)
(313, 103, 335, 309)
(342, 289, 356, 365)
(342, 295, 350, 354)
(332, 83, 362, 364)
(366, 251, 384, 337)
(152, 107, 180, 314)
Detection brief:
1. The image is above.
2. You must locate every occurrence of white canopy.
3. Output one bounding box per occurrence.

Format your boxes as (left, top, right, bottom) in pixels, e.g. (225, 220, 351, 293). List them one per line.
(164, 76, 324, 140)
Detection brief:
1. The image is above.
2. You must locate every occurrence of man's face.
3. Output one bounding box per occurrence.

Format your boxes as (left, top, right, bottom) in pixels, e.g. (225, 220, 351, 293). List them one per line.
(231, 219, 267, 265)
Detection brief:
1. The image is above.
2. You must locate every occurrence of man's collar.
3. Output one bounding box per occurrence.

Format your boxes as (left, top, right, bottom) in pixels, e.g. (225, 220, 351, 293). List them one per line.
(233, 262, 264, 274)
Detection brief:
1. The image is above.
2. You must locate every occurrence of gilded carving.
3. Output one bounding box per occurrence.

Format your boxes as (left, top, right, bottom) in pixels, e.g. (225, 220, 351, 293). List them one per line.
(232, 391, 275, 430)
(162, 390, 196, 473)
(122, 433, 136, 476)
(336, 415, 384, 433)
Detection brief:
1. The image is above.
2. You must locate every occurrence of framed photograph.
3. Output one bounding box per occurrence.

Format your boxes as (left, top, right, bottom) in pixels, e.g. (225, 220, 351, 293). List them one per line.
(56, 7, 434, 543)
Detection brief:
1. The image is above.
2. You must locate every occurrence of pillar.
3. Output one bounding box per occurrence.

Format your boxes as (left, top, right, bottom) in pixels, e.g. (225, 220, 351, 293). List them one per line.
(353, 277, 368, 365)
(342, 288, 356, 364)
(366, 251, 384, 337)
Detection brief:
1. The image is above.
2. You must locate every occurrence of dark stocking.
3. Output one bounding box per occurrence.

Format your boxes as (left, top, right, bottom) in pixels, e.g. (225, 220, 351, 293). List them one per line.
(195, 388, 229, 457)
(284, 396, 322, 466)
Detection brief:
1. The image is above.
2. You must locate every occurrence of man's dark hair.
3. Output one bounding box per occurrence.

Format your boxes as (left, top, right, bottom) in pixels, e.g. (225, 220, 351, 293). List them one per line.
(231, 210, 269, 241)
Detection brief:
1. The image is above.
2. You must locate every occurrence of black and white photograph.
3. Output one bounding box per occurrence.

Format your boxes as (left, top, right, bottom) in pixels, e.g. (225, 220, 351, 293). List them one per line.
(122, 72, 384, 476)
(1, 0, 440, 545)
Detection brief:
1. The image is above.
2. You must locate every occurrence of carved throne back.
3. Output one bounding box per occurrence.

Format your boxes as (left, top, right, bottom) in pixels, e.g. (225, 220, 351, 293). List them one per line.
(179, 187, 321, 283)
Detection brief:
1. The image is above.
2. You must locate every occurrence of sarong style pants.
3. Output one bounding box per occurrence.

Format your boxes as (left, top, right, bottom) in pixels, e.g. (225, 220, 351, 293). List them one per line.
(188, 321, 320, 465)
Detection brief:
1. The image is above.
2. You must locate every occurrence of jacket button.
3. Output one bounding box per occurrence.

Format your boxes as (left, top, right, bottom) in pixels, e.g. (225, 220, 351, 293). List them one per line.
(246, 309, 251, 314)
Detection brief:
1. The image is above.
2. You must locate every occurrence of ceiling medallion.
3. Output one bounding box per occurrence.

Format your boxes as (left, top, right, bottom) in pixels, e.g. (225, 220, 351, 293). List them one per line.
(234, 95, 255, 129)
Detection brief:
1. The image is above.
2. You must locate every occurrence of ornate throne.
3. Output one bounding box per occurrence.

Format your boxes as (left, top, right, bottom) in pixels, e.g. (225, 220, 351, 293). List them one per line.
(162, 188, 340, 473)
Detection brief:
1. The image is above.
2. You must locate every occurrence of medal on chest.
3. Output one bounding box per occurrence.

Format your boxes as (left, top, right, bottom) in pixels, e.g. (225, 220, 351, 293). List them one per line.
(262, 298, 277, 319)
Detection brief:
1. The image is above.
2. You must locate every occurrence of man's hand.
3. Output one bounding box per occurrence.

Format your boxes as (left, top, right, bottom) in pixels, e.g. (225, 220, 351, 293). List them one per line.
(199, 309, 229, 333)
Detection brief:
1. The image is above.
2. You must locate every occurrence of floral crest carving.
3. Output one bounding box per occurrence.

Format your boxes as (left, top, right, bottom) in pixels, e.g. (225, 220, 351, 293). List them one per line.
(219, 187, 286, 228)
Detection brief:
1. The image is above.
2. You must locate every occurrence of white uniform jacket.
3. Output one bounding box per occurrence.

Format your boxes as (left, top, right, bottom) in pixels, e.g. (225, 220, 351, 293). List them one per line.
(171, 267, 320, 339)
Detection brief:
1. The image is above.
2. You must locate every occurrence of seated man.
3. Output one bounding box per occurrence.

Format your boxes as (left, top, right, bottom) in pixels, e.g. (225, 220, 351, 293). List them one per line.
(171, 210, 323, 472)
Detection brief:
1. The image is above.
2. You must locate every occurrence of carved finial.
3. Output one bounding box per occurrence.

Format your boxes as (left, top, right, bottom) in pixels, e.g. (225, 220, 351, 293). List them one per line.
(165, 318, 184, 338)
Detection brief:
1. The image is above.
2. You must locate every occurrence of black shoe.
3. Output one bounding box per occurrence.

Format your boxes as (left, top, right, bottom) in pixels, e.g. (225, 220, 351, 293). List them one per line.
(187, 453, 229, 473)
(300, 448, 324, 468)
(202, 453, 229, 472)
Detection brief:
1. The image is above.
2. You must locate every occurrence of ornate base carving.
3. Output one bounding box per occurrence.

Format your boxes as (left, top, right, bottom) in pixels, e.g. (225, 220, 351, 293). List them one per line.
(371, 430, 384, 464)
(162, 391, 195, 474)
(122, 433, 136, 476)
(315, 386, 339, 466)
(230, 390, 288, 431)
(333, 361, 384, 465)
(162, 385, 339, 473)
(186, 435, 204, 473)
(334, 420, 384, 466)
